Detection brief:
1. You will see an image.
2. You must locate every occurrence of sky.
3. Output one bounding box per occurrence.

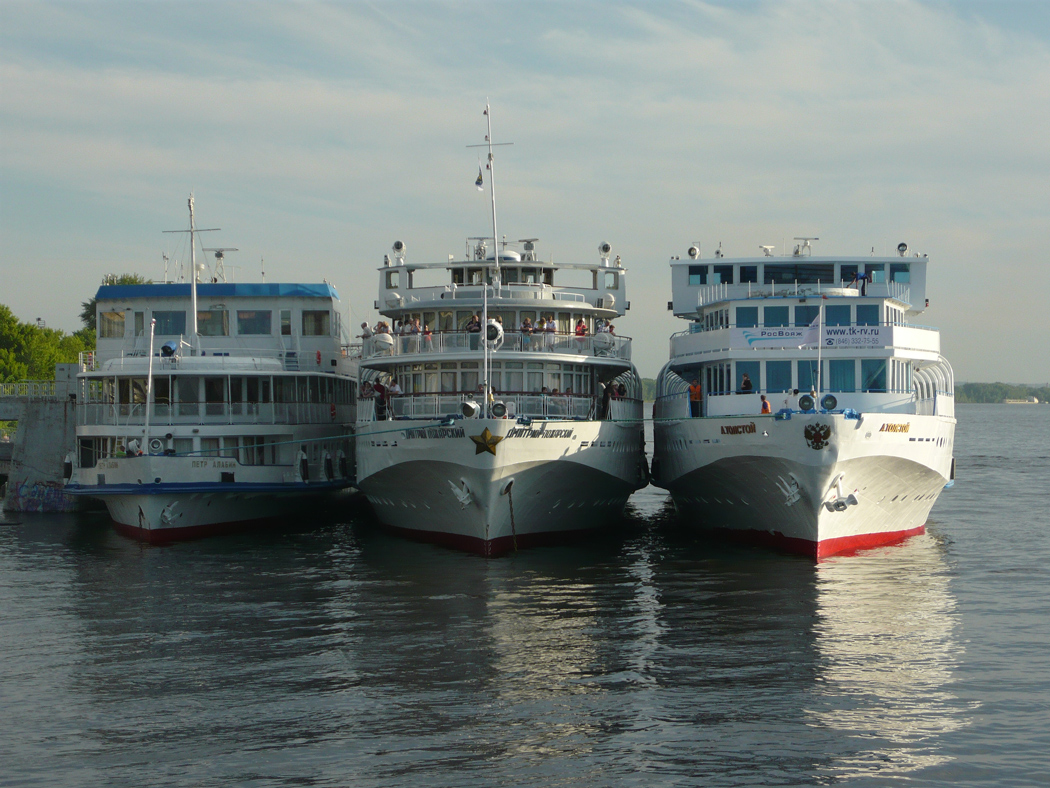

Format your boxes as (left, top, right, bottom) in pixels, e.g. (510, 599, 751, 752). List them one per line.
(1, 0, 1048, 383)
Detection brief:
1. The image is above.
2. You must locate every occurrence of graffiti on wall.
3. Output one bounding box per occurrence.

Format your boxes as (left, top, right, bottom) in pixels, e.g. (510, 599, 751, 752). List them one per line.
(6, 478, 78, 512)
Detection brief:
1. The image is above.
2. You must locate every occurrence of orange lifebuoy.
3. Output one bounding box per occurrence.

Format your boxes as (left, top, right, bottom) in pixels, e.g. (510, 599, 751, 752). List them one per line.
(316, 350, 322, 365)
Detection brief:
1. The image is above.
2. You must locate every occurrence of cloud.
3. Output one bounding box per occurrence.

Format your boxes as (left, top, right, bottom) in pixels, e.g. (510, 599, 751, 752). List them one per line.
(1, 1, 1047, 380)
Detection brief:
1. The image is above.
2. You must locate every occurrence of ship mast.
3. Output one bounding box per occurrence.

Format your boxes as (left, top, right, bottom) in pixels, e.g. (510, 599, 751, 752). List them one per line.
(469, 103, 512, 414)
(164, 194, 218, 356)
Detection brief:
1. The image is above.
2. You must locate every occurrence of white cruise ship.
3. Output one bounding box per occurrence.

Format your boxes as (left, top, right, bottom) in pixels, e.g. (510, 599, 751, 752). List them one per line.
(65, 197, 358, 541)
(652, 239, 956, 559)
(353, 107, 647, 555)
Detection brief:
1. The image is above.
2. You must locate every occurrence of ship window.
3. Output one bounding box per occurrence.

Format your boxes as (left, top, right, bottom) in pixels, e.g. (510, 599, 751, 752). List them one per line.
(864, 264, 885, 283)
(829, 360, 855, 392)
(200, 438, 220, 457)
(839, 264, 858, 284)
(795, 305, 820, 327)
(441, 372, 456, 392)
(857, 304, 880, 326)
(153, 310, 186, 335)
(558, 312, 571, 333)
(712, 265, 733, 284)
(891, 263, 911, 283)
(604, 272, 618, 289)
(797, 360, 818, 393)
(543, 270, 554, 285)
(527, 371, 543, 392)
(503, 268, 519, 283)
(506, 370, 524, 391)
(177, 376, 199, 416)
(468, 267, 483, 285)
(736, 361, 760, 393)
(825, 305, 851, 326)
(99, 311, 125, 339)
(740, 265, 758, 284)
(386, 271, 400, 289)
(134, 312, 145, 337)
(688, 266, 707, 286)
(441, 362, 456, 369)
(438, 311, 454, 332)
(237, 310, 272, 335)
(764, 263, 835, 285)
(521, 268, 538, 284)
(461, 370, 479, 391)
(451, 269, 464, 285)
(197, 310, 229, 336)
(764, 306, 789, 327)
(862, 359, 887, 392)
(456, 311, 473, 330)
(280, 310, 292, 336)
(461, 362, 478, 368)
(302, 310, 330, 336)
(204, 377, 226, 416)
(766, 361, 792, 393)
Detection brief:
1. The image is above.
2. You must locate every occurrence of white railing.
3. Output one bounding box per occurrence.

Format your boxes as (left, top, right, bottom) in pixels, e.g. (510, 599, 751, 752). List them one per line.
(692, 281, 911, 307)
(78, 401, 352, 427)
(386, 283, 592, 305)
(359, 393, 597, 421)
(363, 331, 631, 361)
(0, 380, 58, 399)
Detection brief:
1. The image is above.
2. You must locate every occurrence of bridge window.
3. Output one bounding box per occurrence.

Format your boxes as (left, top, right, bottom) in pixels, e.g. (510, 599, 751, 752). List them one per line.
(736, 361, 760, 392)
(688, 266, 707, 286)
(302, 310, 331, 336)
(604, 272, 618, 289)
(153, 310, 186, 335)
(740, 265, 758, 284)
(712, 265, 733, 284)
(99, 311, 125, 339)
(736, 307, 758, 328)
(839, 264, 858, 284)
(386, 271, 400, 289)
(764, 263, 835, 285)
(864, 264, 885, 283)
(197, 310, 229, 337)
(891, 263, 911, 283)
(237, 310, 272, 335)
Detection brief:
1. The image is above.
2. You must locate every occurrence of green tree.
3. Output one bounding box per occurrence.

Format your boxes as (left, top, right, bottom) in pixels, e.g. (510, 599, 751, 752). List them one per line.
(80, 272, 151, 331)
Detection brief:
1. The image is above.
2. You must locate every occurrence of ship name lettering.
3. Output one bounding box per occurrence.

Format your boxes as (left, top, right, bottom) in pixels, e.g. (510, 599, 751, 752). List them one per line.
(403, 427, 466, 439)
(720, 422, 757, 435)
(879, 423, 910, 433)
(506, 428, 575, 439)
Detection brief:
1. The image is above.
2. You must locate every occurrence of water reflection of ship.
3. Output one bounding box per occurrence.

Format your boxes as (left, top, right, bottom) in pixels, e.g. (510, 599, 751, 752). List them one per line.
(807, 531, 971, 780)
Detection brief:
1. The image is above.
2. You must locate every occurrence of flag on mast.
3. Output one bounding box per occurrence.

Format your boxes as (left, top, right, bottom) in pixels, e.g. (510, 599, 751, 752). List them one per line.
(798, 296, 827, 348)
(476, 167, 484, 190)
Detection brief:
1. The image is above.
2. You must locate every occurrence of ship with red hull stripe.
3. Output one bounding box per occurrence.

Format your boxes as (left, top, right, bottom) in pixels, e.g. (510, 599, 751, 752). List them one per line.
(653, 239, 955, 559)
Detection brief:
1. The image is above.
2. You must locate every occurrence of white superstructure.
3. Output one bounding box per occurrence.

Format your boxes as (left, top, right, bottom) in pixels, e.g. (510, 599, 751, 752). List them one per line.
(354, 106, 647, 555)
(652, 240, 955, 559)
(65, 197, 358, 541)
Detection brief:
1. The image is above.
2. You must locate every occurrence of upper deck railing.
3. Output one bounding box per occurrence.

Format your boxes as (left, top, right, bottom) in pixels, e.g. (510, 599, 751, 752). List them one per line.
(388, 283, 592, 305)
(688, 281, 911, 308)
(0, 380, 59, 399)
(357, 392, 642, 422)
(362, 330, 632, 362)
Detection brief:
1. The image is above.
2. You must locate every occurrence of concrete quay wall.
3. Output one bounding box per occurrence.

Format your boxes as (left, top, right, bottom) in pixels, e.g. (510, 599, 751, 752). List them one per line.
(2, 364, 82, 513)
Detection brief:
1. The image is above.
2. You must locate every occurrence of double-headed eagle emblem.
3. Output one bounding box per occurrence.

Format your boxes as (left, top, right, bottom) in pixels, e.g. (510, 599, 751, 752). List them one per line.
(804, 423, 832, 450)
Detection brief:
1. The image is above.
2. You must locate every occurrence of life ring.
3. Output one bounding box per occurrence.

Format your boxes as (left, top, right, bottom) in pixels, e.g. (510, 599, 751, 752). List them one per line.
(330, 403, 337, 421)
(316, 350, 322, 365)
(149, 438, 164, 454)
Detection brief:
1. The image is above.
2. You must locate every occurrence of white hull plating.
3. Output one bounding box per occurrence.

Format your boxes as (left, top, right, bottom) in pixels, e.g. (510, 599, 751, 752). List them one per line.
(653, 412, 955, 558)
(356, 418, 647, 555)
(70, 454, 349, 541)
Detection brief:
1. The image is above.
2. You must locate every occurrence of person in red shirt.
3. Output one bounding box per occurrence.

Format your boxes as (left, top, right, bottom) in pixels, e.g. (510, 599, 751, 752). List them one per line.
(688, 378, 703, 417)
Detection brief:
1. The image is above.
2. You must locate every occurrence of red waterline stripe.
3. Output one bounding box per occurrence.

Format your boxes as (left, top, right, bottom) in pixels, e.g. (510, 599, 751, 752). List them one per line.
(112, 515, 285, 544)
(714, 524, 926, 561)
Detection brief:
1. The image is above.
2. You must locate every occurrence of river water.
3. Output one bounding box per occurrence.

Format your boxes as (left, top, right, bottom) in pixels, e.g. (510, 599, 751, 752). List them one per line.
(1, 404, 1048, 787)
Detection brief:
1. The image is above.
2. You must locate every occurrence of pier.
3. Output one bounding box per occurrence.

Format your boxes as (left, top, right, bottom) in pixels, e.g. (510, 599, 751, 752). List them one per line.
(0, 364, 81, 512)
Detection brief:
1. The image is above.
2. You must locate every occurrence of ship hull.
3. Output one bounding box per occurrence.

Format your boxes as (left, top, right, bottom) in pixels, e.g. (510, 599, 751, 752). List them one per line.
(356, 418, 647, 556)
(68, 455, 350, 542)
(653, 412, 955, 559)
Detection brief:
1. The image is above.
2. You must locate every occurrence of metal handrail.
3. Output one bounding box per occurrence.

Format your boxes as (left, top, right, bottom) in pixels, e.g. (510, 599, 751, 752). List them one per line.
(363, 330, 632, 361)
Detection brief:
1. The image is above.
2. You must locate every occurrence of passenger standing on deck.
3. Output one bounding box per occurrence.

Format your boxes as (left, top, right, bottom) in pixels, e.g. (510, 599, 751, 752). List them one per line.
(760, 394, 772, 414)
(689, 378, 703, 417)
(740, 372, 753, 394)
